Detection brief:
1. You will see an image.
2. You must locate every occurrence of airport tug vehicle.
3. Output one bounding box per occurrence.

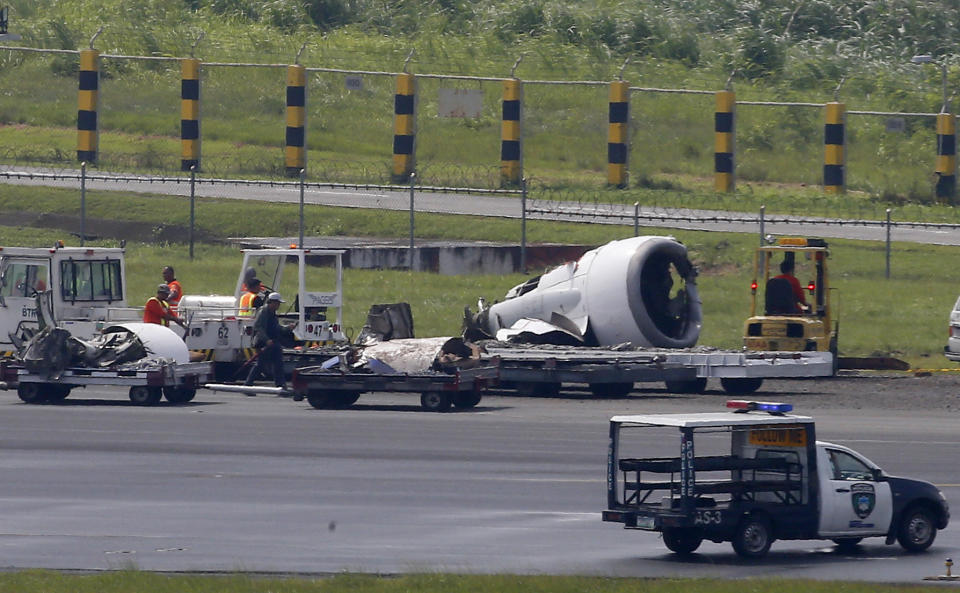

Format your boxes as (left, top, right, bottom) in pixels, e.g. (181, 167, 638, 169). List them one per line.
(602, 401, 949, 558)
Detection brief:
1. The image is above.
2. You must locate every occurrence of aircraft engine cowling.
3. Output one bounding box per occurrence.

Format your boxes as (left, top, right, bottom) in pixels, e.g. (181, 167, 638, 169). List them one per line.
(475, 236, 702, 348)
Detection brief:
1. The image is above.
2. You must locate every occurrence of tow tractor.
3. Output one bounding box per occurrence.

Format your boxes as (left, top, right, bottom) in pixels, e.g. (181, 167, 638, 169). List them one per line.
(743, 237, 838, 374)
(602, 400, 949, 557)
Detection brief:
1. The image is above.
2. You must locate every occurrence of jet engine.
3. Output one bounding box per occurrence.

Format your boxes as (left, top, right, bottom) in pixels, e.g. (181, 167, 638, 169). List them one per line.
(470, 236, 702, 348)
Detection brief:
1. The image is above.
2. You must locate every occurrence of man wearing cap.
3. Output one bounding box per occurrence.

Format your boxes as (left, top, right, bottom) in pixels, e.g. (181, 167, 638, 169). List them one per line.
(238, 277, 264, 317)
(244, 292, 286, 390)
(143, 284, 187, 328)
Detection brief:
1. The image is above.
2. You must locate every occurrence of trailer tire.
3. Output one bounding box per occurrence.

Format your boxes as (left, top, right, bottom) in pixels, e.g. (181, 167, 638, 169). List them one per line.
(664, 378, 707, 394)
(720, 377, 763, 395)
(897, 505, 937, 552)
(329, 392, 360, 409)
(46, 385, 71, 402)
(589, 382, 634, 398)
(732, 515, 774, 558)
(129, 386, 162, 406)
(421, 391, 452, 412)
(662, 527, 703, 555)
(306, 390, 333, 409)
(163, 387, 197, 404)
(453, 391, 482, 409)
(17, 383, 48, 404)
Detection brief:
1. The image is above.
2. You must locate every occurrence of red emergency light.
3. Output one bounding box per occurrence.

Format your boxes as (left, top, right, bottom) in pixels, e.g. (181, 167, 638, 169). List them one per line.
(726, 400, 793, 413)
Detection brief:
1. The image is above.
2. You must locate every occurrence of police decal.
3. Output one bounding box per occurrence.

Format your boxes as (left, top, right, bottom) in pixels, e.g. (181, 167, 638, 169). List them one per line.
(851, 483, 876, 519)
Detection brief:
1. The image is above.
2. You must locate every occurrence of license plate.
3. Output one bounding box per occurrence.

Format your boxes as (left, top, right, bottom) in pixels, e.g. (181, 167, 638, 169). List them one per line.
(636, 515, 655, 530)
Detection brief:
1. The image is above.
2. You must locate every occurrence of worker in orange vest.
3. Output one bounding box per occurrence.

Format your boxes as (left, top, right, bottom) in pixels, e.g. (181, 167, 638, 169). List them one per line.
(238, 278, 264, 317)
(143, 284, 187, 329)
(162, 266, 183, 312)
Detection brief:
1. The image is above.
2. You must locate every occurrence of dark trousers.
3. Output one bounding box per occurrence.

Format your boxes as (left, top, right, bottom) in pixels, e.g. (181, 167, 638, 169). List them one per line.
(245, 341, 285, 387)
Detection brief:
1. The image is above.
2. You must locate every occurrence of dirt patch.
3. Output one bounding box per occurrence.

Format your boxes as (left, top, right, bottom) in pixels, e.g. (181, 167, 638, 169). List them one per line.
(1, 211, 222, 245)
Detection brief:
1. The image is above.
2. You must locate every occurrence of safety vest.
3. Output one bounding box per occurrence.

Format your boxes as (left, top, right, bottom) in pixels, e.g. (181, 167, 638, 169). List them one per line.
(238, 291, 257, 317)
(144, 297, 171, 326)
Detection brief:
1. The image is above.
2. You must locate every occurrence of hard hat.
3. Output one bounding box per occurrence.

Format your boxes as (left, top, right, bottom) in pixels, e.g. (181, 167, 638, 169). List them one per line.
(248, 277, 261, 287)
(267, 292, 285, 303)
(157, 283, 171, 294)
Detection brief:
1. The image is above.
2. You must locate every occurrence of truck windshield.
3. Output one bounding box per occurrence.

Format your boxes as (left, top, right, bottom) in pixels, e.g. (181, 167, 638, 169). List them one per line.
(0, 262, 49, 297)
(60, 259, 123, 302)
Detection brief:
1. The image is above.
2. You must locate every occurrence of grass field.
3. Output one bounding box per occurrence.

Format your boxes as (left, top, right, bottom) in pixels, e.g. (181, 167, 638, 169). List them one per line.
(1, 184, 958, 368)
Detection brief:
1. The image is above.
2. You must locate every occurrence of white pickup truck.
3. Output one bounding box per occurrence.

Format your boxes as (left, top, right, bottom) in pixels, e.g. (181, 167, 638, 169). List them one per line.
(602, 400, 949, 558)
(945, 295, 960, 362)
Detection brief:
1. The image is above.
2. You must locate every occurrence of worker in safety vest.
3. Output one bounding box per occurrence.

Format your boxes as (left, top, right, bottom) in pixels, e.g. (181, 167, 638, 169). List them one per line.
(238, 277, 264, 317)
(162, 266, 183, 311)
(143, 284, 187, 328)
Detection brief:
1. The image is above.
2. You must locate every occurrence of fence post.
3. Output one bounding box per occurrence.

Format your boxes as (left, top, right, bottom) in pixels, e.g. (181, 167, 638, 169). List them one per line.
(520, 177, 527, 274)
(409, 172, 416, 270)
(936, 112, 956, 202)
(885, 208, 892, 279)
(76, 48, 100, 163)
(181, 58, 201, 172)
(285, 63, 307, 177)
(500, 78, 523, 186)
(392, 72, 417, 183)
(299, 168, 306, 249)
(823, 102, 845, 193)
(714, 89, 735, 192)
(80, 162, 87, 246)
(759, 205, 765, 245)
(633, 202, 639, 236)
(608, 80, 630, 188)
(189, 165, 196, 259)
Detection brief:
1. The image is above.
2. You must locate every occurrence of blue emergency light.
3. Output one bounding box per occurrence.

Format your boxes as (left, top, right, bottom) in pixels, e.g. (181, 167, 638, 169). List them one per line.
(725, 400, 793, 413)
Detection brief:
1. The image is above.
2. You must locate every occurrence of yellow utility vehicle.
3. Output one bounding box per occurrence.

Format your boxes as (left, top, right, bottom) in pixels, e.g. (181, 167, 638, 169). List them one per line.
(743, 237, 838, 373)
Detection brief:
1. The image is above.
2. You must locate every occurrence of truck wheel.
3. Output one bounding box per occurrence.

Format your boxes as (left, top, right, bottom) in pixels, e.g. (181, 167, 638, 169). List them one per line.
(897, 506, 937, 552)
(163, 387, 197, 404)
(420, 391, 452, 412)
(831, 537, 862, 552)
(328, 392, 360, 409)
(732, 515, 774, 558)
(129, 386, 162, 406)
(589, 382, 634, 398)
(720, 377, 763, 395)
(453, 392, 482, 409)
(662, 527, 703, 555)
(664, 378, 707, 394)
(17, 383, 47, 404)
(306, 390, 333, 409)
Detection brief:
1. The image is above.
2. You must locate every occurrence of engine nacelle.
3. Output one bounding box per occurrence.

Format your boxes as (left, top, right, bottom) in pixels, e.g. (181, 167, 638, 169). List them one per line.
(474, 236, 702, 348)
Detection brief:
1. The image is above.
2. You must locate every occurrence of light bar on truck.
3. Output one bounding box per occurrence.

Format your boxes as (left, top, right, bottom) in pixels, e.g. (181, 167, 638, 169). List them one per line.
(726, 400, 793, 413)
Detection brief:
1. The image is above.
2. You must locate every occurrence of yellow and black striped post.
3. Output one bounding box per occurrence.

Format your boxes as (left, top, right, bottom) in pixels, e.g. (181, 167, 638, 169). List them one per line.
(714, 90, 735, 192)
(181, 58, 201, 171)
(392, 72, 416, 183)
(607, 80, 630, 188)
(76, 48, 99, 163)
(285, 64, 307, 176)
(823, 102, 845, 193)
(936, 112, 957, 201)
(500, 78, 523, 186)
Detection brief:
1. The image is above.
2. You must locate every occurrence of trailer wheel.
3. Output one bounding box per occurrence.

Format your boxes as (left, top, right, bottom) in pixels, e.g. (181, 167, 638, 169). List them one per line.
(662, 527, 703, 555)
(453, 391, 482, 409)
(664, 378, 707, 394)
(17, 383, 48, 404)
(163, 387, 197, 404)
(720, 377, 763, 395)
(732, 515, 774, 558)
(897, 505, 937, 552)
(129, 386, 162, 406)
(589, 382, 634, 398)
(306, 390, 333, 409)
(328, 392, 361, 409)
(420, 391, 452, 412)
(46, 385, 72, 402)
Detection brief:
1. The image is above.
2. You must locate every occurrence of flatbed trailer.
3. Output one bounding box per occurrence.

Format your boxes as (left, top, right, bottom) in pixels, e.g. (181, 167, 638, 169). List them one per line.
(0, 359, 214, 405)
(289, 363, 499, 412)
(480, 343, 834, 397)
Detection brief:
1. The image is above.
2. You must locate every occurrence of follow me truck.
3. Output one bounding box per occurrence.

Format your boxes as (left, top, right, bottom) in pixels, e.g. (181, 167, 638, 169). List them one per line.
(602, 401, 949, 558)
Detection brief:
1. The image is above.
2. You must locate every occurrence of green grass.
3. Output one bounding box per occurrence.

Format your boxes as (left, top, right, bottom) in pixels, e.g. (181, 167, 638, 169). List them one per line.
(1, 184, 958, 369)
(0, 570, 951, 593)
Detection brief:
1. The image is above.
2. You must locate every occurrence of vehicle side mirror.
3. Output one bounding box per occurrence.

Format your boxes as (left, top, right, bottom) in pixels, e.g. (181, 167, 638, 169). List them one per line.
(871, 468, 885, 481)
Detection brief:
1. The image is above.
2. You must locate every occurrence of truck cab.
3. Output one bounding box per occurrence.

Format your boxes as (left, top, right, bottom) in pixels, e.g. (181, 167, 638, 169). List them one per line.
(602, 401, 949, 557)
(743, 237, 837, 372)
(0, 244, 132, 356)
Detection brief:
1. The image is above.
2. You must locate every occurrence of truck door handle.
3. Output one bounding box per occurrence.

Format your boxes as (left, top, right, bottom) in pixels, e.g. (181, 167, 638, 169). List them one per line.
(835, 488, 850, 493)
